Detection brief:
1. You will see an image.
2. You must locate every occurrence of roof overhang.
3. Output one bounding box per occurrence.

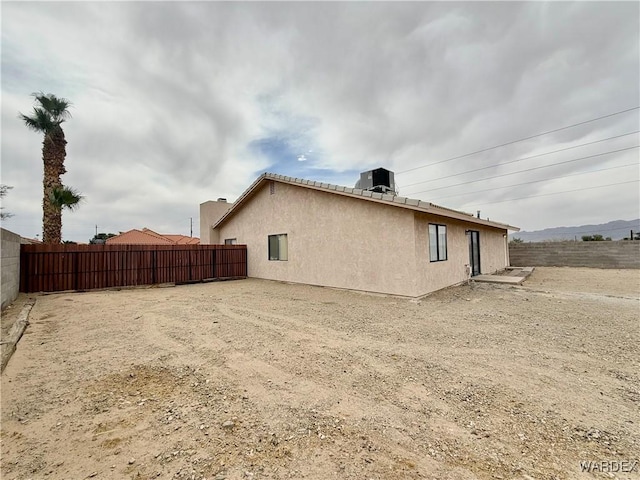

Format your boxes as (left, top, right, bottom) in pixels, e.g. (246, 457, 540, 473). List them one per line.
(213, 173, 520, 232)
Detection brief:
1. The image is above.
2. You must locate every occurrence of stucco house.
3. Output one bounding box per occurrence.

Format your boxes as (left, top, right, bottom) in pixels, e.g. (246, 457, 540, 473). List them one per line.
(200, 170, 519, 297)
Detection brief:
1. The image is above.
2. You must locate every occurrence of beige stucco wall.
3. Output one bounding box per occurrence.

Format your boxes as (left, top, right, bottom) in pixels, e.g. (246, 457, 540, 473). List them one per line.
(413, 214, 508, 296)
(414, 215, 467, 295)
(214, 181, 418, 296)
(213, 181, 509, 297)
(1, 228, 21, 309)
(200, 200, 233, 244)
(479, 224, 510, 274)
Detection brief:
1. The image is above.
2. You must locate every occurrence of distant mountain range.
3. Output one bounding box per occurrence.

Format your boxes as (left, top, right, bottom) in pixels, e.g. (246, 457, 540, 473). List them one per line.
(510, 219, 640, 242)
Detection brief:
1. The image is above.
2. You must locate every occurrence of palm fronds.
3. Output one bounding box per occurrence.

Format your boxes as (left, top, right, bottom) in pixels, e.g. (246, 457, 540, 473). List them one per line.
(49, 186, 84, 212)
(19, 93, 72, 133)
(32, 92, 72, 122)
(19, 107, 56, 133)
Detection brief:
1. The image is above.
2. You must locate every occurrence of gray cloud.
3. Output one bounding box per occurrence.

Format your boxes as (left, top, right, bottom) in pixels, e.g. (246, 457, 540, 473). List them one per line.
(1, 1, 638, 242)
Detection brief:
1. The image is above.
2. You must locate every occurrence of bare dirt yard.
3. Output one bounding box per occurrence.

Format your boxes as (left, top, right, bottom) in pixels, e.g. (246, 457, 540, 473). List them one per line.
(1, 267, 638, 480)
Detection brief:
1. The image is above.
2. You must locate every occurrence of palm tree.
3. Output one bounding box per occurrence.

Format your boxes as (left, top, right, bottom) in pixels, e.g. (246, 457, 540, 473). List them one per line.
(19, 93, 72, 243)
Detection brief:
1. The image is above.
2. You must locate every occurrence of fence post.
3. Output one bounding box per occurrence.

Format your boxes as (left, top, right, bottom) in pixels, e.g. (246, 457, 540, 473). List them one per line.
(152, 249, 156, 285)
(19, 246, 28, 293)
(243, 246, 248, 277)
(74, 251, 79, 290)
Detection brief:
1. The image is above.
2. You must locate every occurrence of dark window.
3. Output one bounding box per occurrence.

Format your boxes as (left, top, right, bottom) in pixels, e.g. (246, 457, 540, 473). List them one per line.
(224, 238, 237, 245)
(429, 224, 447, 262)
(268, 234, 288, 261)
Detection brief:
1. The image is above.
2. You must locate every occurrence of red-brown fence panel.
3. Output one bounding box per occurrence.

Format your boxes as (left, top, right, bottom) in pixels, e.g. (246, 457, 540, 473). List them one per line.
(19, 244, 247, 293)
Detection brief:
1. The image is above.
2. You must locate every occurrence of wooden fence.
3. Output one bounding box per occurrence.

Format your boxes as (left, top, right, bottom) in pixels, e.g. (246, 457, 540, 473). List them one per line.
(20, 244, 247, 293)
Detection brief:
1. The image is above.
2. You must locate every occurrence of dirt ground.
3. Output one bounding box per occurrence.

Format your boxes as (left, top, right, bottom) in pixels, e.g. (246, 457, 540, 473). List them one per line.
(1, 267, 638, 480)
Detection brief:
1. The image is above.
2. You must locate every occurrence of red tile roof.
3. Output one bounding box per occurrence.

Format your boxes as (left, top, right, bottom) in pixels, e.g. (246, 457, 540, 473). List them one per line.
(163, 234, 201, 245)
(106, 228, 200, 245)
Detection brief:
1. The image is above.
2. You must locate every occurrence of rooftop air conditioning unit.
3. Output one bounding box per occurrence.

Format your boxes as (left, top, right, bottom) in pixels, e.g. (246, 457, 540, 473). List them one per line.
(355, 167, 395, 194)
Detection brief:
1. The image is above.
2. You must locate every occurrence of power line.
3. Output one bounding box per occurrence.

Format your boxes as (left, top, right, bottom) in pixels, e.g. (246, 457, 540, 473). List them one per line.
(428, 162, 638, 201)
(467, 180, 639, 207)
(402, 130, 639, 189)
(406, 145, 639, 196)
(397, 106, 640, 175)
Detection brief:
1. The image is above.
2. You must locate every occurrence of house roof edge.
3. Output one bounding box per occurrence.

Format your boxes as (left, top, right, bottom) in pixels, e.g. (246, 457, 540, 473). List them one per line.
(212, 172, 520, 231)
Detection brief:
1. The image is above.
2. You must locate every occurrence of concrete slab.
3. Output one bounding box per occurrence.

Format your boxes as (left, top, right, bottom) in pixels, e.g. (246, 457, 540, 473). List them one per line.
(473, 275, 525, 285)
(1, 299, 35, 372)
(505, 269, 524, 277)
(473, 267, 535, 285)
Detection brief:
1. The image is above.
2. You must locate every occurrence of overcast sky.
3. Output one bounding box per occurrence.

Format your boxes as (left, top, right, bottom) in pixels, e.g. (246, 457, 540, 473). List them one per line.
(2, 1, 638, 242)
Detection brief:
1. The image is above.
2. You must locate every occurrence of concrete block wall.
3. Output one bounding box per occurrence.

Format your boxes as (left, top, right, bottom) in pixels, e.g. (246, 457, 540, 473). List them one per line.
(1, 228, 21, 309)
(509, 241, 640, 269)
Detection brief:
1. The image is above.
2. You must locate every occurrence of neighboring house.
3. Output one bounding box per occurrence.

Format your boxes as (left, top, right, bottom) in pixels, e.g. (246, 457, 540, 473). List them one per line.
(201, 170, 519, 297)
(106, 228, 199, 245)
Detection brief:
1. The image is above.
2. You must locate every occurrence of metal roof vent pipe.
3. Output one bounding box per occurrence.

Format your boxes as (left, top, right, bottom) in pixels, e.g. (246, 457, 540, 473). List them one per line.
(477, 210, 481, 218)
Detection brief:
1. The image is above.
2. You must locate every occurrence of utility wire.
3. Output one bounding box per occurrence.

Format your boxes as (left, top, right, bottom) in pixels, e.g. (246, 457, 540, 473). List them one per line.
(428, 162, 638, 201)
(467, 180, 639, 207)
(397, 106, 640, 175)
(402, 130, 639, 189)
(406, 145, 639, 196)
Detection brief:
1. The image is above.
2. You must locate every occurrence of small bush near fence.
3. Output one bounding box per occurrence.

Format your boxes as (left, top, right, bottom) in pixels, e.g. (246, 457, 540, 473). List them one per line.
(20, 244, 247, 293)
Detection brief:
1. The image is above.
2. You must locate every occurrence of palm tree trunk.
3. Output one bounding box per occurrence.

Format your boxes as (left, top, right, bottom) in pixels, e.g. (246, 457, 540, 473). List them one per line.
(42, 127, 66, 244)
